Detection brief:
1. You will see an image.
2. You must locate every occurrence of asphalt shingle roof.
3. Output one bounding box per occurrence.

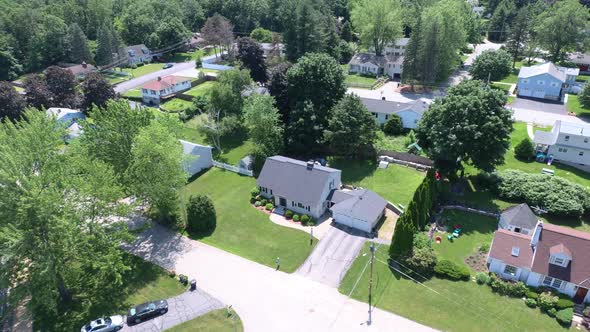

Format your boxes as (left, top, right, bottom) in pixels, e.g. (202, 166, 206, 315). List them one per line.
(501, 204, 539, 230)
(330, 189, 387, 222)
(360, 97, 430, 116)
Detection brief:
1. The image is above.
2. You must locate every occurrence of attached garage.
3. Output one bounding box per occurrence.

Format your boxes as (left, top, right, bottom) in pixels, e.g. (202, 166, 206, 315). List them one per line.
(532, 90, 545, 99)
(329, 189, 387, 233)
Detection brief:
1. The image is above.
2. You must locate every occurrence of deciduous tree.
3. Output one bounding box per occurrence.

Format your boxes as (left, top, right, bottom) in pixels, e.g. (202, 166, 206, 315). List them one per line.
(243, 94, 284, 157)
(0, 81, 26, 120)
(580, 84, 590, 109)
(268, 62, 292, 120)
(350, 0, 403, 56)
(208, 69, 253, 117)
(81, 72, 116, 112)
(44, 66, 79, 108)
(286, 101, 323, 156)
(24, 75, 52, 109)
(506, 5, 534, 68)
(250, 27, 273, 43)
(470, 49, 512, 82)
(237, 37, 267, 82)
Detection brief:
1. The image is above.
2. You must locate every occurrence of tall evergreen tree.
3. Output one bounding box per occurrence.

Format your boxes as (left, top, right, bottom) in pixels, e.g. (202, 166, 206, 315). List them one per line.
(505, 5, 533, 68)
(284, 0, 325, 61)
(487, 0, 516, 42)
(95, 25, 113, 66)
(67, 23, 92, 64)
(402, 12, 422, 87)
(286, 101, 323, 156)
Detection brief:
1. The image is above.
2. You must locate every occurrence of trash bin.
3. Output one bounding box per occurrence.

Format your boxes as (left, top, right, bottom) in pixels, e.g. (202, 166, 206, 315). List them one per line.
(190, 279, 196, 291)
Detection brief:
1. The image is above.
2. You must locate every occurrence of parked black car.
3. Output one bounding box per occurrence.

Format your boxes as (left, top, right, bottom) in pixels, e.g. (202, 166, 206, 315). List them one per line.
(126, 299, 168, 324)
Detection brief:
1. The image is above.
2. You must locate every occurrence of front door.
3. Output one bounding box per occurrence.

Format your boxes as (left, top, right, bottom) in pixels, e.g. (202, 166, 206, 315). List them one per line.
(574, 287, 589, 303)
(279, 197, 287, 207)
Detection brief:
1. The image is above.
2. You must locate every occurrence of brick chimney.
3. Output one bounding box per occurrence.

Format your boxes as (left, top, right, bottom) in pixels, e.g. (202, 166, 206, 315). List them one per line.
(306, 160, 314, 170)
(157, 76, 162, 81)
(531, 220, 544, 249)
(81, 61, 87, 68)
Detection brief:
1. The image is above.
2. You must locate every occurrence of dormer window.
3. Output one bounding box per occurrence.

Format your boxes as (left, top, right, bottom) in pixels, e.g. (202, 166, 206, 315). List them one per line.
(549, 244, 571, 267)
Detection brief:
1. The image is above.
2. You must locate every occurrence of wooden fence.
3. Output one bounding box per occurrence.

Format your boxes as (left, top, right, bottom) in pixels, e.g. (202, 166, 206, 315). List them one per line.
(212, 160, 253, 177)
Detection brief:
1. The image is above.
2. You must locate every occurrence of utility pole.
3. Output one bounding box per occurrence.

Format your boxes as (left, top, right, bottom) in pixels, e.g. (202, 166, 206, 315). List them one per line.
(310, 227, 313, 246)
(368, 243, 375, 326)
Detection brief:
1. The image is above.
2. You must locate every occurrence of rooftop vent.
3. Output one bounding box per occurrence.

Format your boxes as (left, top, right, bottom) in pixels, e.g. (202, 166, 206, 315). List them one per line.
(511, 247, 520, 257)
(306, 160, 314, 170)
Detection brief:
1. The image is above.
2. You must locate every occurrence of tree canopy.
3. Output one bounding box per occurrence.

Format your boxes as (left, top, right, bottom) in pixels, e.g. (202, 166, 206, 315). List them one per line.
(470, 49, 512, 82)
(350, 0, 403, 56)
(243, 94, 284, 158)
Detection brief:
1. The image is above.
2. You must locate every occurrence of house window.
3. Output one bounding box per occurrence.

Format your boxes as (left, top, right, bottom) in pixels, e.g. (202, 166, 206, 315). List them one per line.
(543, 276, 553, 286)
(542, 276, 564, 289)
(298, 202, 304, 208)
(373, 113, 378, 118)
(537, 80, 545, 85)
(552, 256, 565, 265)
(558, 148, 568, 153)
(565, 135, 570, 142)
(270, 189, 273, 195)
(503, 265, 517, 276)
(551, 82, 559, 87)
(553, 279, 563, 289)
(585, 138, 589, 143)
(306, 206, 310, 211)
(580, 152, 585, 156)
(385, 115, 389, 120)
(522, 79, 529, 84)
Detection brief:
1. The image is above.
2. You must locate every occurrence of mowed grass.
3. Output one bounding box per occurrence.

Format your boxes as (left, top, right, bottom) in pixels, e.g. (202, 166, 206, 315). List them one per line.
(339, 243, 568, 332)
(183, 168, 316, 273)
(36, 254, 185, 331)
(567, 94, 590, 118)
(166, 309, 243, 332)
(576, 75, 590, 83)
(161, 98, 194, 113)
(122, 88, 142, 98)
(122, 63, 165, 78)
(184, 81, 217, 97)
(329, 158, 425, 207)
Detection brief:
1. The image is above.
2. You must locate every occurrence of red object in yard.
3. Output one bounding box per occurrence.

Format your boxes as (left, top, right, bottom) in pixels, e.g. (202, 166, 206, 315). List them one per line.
(435, 236, 442, 244)
(454, 224, 462, 229)
(435, 171, 441, 181)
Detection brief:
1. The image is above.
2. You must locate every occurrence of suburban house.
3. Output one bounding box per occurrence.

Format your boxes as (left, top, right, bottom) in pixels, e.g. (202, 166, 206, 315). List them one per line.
(141, 76, 192, 105)
(126, 44, 152, 66)
(487, 221, 590, 303)
(179, 139, 214, 177)
(329, 189, 387, 233)
(256, 156, 342, 219)
(516, 62, 579, 101)
(65, 62, 96, 79)
(46, 107, 85, 142)
(533, 120, 590, 167)
(498, 203, 539, 235)
(360, 97, 429, 129)
(260, 43, 285, 58)
(568, 52, 590, 74)
(348, 38, 409, 79)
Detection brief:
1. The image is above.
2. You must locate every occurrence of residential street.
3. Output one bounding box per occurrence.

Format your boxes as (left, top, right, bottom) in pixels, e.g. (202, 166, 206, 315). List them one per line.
(113, 61, 195, 94)
(511, 107, 587, 126)
(444, 40, 503, 87)
(124, 224, 437, 332)
(296, 224, 367, 287)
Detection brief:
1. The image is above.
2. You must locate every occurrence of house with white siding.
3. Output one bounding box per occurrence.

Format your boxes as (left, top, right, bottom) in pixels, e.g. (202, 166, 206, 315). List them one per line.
(348, 38, 409, 79)
(141, 75, 192, 105)
(498, 203, 539, 235)
(488, 221, 590, 303)
(360, 97, 429, 129)
(179, 140, 214, 177)
(533, 120, 590, 168)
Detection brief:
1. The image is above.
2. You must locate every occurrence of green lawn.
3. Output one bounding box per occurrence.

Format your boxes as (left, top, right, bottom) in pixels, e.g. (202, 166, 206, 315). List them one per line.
(179, 116, 254, 165)
(36, 254, 185, 331)
(161, 98, 194, 113)
(122, 88, 142, 98)
(122, 63, 165, 78)
(576, 75, 590, 83)
(339, 243, 568, 332)
(164, 49, 216, 63)
(346, 74, 378, 86)
(490, 82, 512, 93)
(165, 309, 243, 332)
(328, 158, 425, 207)
(566, 94, 590, 118)
(184, 81, 217, 97)
(183, 168, 316, 273)
(101, 71, 130, 84)
(499, 72, 519, 84)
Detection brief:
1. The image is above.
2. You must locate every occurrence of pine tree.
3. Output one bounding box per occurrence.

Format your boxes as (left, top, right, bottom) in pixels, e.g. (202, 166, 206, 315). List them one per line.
(67, 23, 92, 63)
(389, 215, 416, 258)
(95, 25, 113, 66)
(418, 19, 439, 86)
(505, 5, 532, 68)
(402, 12, 422, 88)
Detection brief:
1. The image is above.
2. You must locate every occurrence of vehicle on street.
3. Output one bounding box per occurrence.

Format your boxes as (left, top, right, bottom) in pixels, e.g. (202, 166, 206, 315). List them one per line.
(81, 316, 124, 332)
(163, 63, 174, 69)
(127, 299, 169, 324)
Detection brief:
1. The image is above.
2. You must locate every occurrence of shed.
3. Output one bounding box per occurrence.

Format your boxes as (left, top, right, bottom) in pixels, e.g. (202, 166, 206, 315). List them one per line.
(179, 139, 214, 176)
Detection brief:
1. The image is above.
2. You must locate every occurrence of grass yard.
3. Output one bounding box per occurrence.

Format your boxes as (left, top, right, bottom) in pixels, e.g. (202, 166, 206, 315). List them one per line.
(180, 116, 254, 165)
(161, 98, 194, 113)
(36, 254, 185, 331)
(101, 71, 130, 84)
(576, 75, 590, 83)
(184, 81, 217, 97)
(329, 158, 425, 207)
(164, 49, 216, 63)
(566, 94, 590, 118)
(499, 72, 519, 84)
(490, 82, 511, 93)
(183, 168, 316, 273)
(122, 88, 142, 99)
(122, 63, 165, 78)
(339, 243, 568, 332)
(166, 309, 243, 332)
(345, 74, 378, 86)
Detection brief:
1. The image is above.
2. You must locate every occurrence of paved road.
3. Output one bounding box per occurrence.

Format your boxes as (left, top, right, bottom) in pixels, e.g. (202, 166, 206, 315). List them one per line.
(122, 289, 223, 332)
(114, 61, 195, 94)
(445, 40, 503, 87)
(511, 107, 587, 126)
(296, 224, 367, 287)
(125, 224, 437, 332)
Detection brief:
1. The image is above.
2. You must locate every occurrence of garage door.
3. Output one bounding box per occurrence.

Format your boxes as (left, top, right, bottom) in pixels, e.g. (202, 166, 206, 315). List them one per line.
(519, 88, 529, 96)
(333, 213, 370, 233)
(532, 90, 545, 98)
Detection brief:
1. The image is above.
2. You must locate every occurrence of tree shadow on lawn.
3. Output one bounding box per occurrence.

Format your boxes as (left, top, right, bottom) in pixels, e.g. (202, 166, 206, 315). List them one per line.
(328, 158, 378, 184)
(440, 210, 497, 238)
(542, 214, 589, 231)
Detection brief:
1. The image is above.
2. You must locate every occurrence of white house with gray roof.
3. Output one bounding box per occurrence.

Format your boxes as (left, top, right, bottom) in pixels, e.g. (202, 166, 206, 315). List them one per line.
(126, 44, 152, 66)
(534, 120, 590, 167)
(498, 203, 539, 235)
(348, 38, 409, 79)
(256, 156, 341, 219)
(179, 139, 214, 176)
(330, 189, 387, 233)
(360, 97, 430, 129)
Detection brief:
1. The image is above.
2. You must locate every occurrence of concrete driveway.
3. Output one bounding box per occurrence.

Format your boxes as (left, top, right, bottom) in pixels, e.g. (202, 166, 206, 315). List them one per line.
(511, 97, 566, 115)
(125, 224, 437, 332)
(296, 223, 367, 287)
(114, 61, 195, 94)
(122, 289, 223, 331)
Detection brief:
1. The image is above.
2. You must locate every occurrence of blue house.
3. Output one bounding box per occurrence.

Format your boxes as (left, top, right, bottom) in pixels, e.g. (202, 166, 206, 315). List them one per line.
(516, 62, 579, 101)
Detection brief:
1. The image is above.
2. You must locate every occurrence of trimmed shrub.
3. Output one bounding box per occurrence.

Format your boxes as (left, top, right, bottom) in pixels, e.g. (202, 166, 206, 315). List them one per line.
(404, 247, 437, 277)
(476, 272, 489, 285)
(260, 199, 268, 206)
(555, 298, 574, 310)
(413, 233, 431, 249)
(514, 138, 535, 160)
(285, 210, 293, 219)
(254, 201, 262, 207)
(547, 308, 557, 317)
(250, 197, 257, 204)
(525, 290, 539, 300)
(293, 214, 300, 222)
(265, 203, 274, 211)
(433, 260, 470, 281)
(510, 282, 528, 298)
(383, 115, 403, 135)
(168, 270, 176, 278)
(478, 242, 490, 253)
(179, 274, 188, 285)
(301, 214, 310, 224)
(251, 187, 260, 197)
(538, 292, 559, 311)
(525, 298, 537, 308)
(555, 308, 573, 326)
(186, 195, 216, 235)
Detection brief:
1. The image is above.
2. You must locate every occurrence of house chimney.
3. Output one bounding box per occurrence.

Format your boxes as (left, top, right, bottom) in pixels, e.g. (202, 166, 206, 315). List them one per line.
(531, 221, 543, 249)
(306, 160, 314, 170)
(157, 76, 162, 81)
(81, 62, 87, 68)
(382, 96, 386, 101)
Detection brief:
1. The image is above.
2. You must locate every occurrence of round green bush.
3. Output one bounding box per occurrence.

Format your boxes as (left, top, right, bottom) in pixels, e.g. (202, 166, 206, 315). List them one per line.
(285, 210, 293, 219)
(433, 260, 470, 281)
(556, 308, 574, 326)
(251, 187, 260, 197)
(260, 199, 268, 206)
(547, 308, 557, 317)
(538, 292, 558, 311)
(301, 214, 310, 223)
(582, 306, 590, 317)
(250, 197, 257, 204)
(265, 203, 274, 211)
(478, 243, 490, 253)
(555, 298, 574, 310)
(525, 290, 539, 300)
(186, 195, 216, 235)
(514, 138, 535, 160)
(525, 298, 537, 308)
(293, 214, 300, 222)
(383, 115, 403, 135)
(254, 201, 261, 207)
(475, 272, 489, 285)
